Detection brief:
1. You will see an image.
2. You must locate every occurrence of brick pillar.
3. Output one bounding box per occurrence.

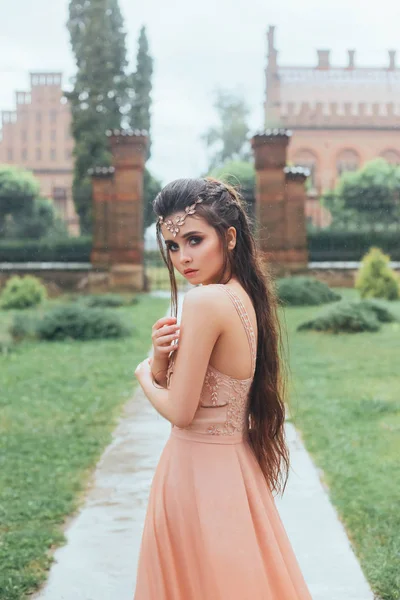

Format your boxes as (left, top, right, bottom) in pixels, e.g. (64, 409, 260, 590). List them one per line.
(89, 129, 148, 291)
(283, 167, 309, 271)
(251, 129, 291, 272)
(90, 167, 115, 268)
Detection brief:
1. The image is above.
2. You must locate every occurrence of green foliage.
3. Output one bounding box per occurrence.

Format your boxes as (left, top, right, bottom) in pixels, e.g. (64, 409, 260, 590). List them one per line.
(322, 158, 400, 228)
(79, 293, 138, 308)
(0, 276, 47, 310)
(144, 167, 162, 228)
(2, 196, 68, 240)
(307, 229, 400, 261)
(201, 90, 251, 171)
(9, 313, 38, 341)
(0, 236, 92, 262)
(0, 165, 40, 234)
(128, 25, 153, 158)
(355, 247, 400, 301)
(297, 298, 397, 333)
(66, 0, 129, 232)
(33, 305, 131, 341)
(277, 276, 341, 306)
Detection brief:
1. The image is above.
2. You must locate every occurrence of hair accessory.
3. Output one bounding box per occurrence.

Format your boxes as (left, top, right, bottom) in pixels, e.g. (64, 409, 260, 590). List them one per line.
(158, 197, 203, 237)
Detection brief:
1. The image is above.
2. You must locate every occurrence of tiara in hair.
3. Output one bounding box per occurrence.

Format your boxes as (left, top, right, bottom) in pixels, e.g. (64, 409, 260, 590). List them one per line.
(158, 197, 203, 237)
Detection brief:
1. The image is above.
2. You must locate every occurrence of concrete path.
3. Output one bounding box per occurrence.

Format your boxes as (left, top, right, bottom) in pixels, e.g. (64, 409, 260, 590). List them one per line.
(34, 293, 374, 600)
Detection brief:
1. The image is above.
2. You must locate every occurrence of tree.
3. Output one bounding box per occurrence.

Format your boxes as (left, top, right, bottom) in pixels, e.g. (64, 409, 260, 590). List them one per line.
(127, 26, 153, 158)
(0, 165, 39, 235)
(66, 0, 129, 233)
(202, 90, 251, 171)
(322, 159, 400, 229)
(208, 160, 256, 221)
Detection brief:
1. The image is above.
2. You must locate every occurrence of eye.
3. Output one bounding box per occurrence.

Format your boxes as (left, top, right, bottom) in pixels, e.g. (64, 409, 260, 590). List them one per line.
(166, 236, 203, 253)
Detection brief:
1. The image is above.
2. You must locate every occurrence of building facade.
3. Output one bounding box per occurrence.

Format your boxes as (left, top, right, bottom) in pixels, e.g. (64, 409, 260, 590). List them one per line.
(0, 72, 79, 235)
(265, 26, 400, 227)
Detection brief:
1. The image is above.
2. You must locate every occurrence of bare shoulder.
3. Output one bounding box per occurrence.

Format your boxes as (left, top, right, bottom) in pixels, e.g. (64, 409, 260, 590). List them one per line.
(182, 284, 226, 318)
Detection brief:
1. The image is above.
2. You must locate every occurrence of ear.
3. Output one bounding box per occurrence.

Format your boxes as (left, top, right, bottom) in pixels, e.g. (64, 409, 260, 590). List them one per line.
(227, 226, 237, 250)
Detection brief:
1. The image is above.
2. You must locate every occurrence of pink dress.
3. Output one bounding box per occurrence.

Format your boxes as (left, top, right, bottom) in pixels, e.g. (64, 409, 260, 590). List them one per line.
(134, 285, 312, 599)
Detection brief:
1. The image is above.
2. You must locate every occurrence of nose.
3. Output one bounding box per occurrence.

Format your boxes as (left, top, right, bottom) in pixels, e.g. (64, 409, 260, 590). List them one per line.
(179, 247, 192, 265)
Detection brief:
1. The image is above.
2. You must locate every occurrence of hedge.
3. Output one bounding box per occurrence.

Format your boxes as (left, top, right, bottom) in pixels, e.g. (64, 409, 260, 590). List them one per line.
(1, 230, 399, 263)
(307, 230, 400, 261)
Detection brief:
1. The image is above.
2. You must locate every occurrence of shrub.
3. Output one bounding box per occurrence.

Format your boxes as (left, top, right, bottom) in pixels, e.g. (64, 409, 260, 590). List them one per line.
(355, 247, 400, 301)
(277, 276, 341, 306)
(0, 275, 47, 309)
(79, 293, 138, 309)
(35, 305, 131, 341)
(9, 313, 38, 341)
(360, 299, 397, 323)
(297, 301, 381, 333)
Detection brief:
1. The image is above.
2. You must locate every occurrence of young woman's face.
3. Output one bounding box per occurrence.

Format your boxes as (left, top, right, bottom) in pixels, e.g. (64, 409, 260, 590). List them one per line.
(161, 214, 235, 285)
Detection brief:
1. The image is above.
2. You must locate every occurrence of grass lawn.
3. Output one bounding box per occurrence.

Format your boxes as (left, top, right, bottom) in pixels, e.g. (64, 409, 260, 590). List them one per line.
(284, 288, 400, 600)
(0, 294, 169, 600)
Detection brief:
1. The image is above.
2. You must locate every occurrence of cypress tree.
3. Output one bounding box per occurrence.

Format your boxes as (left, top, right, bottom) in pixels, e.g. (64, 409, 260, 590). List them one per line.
(66, 0, 128, 233)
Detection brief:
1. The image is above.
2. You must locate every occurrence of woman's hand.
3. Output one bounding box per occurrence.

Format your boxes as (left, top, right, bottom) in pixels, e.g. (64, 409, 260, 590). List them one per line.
(151, 316, 180, 360)
(134, 357, 152, 382)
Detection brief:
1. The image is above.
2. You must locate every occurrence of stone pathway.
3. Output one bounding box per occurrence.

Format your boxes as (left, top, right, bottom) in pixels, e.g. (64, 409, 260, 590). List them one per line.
(33, 294, 374, 600)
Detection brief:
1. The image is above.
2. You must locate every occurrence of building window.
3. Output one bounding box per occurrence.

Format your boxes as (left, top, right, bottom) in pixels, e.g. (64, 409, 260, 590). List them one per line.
(21, 130, 27, 142)
(53, 187, 67, 219)
(36, 148, 42, 161)
(293, 149, 318, 190)
(36, 130, 41, 142)
(7, 148, 13, 161)
(36, 112, 42, 123)
(51, 129, 56, 142)
(336, 149, 360, 176)
(380, 149, 400, 165)
(22, 148, 28, 161)
(50, 149, 56, 161)
(50, 110, 57, 123)
(65, 149, 72, 160)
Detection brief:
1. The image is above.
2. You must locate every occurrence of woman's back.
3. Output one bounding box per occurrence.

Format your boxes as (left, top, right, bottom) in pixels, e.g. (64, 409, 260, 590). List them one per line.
(168, 284, 257, 438)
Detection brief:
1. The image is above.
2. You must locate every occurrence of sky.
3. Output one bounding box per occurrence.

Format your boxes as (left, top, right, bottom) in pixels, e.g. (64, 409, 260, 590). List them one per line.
(1, 0, 400, 184)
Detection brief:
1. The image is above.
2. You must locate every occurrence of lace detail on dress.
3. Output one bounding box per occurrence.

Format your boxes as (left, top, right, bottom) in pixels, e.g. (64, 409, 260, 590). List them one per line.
(205, 377, 250, 435)
(200, 367, 228, 407)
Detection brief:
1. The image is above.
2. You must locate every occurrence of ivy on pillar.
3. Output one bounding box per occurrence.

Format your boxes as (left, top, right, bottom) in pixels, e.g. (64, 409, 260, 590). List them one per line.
(89, 128, 148, 291)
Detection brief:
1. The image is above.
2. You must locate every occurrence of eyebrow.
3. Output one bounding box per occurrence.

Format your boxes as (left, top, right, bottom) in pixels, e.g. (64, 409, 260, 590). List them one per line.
(164, 230, 203, 243)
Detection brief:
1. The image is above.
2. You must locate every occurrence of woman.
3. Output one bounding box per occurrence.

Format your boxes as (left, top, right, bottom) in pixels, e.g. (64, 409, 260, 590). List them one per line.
(134, 177, 312, 599)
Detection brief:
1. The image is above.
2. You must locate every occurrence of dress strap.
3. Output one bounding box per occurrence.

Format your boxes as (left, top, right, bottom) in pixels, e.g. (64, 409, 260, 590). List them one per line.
(217, 285, 257, 374)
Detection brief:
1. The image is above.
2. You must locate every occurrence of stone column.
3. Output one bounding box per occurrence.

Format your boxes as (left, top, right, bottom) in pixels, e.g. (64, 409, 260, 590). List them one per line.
(283, 166, 309, 272)
(250, 129, 291, 272)
(89, 129, 148, 291)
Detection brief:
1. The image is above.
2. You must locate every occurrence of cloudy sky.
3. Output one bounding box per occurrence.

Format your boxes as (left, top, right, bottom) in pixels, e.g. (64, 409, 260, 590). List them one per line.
(1, 0, 399, 184)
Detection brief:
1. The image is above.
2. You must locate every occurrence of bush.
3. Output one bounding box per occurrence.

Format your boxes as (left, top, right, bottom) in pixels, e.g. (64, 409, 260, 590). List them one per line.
(307, 230, 400, 261)
(79, 293, 138, 309)
(360, 299, 398, 323)
(296, 298, 397, 334)
(277, 276, 341, 306)
(9, 313, 38, 341)
(0, 236, 92, 262)
(0, 275, 47, 309)
(355, 247, 400, 301)
(34, 305, 131, 341)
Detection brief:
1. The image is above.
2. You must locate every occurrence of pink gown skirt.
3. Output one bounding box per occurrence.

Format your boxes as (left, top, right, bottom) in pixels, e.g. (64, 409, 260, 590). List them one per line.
(134, 427, 312, 599)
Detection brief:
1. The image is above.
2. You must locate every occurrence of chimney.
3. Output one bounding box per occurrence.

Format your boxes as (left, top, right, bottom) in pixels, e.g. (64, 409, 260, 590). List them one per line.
(388, 50, 396, 70)
(348, 49, 355, 68)
(317, 50, 330, 69)
(267, 25, 276, 54)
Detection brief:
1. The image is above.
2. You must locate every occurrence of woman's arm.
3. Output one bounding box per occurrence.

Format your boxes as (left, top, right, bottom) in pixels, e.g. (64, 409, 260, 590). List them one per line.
(135, 285, 223, 427)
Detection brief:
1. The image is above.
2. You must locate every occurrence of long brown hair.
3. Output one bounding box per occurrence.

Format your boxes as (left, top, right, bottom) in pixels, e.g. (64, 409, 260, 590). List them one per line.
(153, 177, 290, 495)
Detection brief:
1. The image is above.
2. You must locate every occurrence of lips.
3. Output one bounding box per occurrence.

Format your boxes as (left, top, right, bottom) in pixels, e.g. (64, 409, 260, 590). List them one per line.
(183, 269, 198, 275)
